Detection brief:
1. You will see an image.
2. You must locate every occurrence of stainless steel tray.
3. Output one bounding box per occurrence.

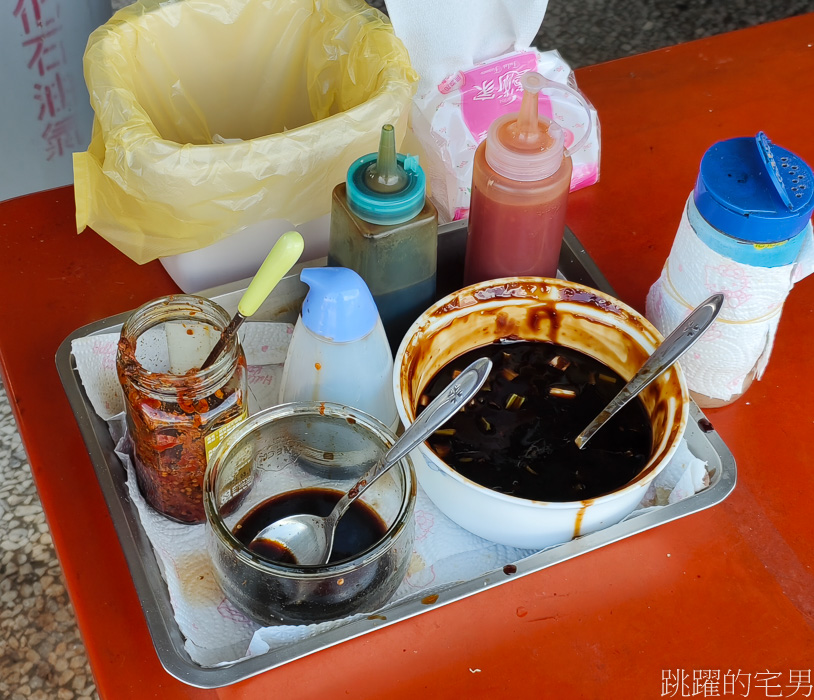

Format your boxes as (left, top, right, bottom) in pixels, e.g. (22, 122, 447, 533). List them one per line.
(56, 222, 737, 688)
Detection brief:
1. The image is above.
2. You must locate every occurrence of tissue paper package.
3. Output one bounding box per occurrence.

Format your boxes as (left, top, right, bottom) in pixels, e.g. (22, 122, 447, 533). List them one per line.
(385, 0, 600, 222)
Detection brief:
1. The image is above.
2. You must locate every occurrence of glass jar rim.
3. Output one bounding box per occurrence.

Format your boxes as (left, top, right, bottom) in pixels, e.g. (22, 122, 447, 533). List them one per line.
(117, 294, 240, 396)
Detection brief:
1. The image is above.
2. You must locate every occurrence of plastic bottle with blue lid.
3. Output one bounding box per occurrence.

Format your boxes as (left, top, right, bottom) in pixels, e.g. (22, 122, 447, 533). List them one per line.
(278, 266, 398, 430)
(646, 132, 814, 408)
(327, 124, 438, 354)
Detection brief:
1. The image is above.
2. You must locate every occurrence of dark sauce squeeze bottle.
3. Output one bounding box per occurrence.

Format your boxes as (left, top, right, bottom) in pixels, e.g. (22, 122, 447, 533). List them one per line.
(464, 72, 591, 285)
(328, 124, 438, 353)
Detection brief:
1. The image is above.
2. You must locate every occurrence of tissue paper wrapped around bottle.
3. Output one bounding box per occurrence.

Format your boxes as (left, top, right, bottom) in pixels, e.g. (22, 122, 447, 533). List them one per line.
(647, 198, 814, 401)
(646, 133, 814, 404)
(384, 0, 600, 222)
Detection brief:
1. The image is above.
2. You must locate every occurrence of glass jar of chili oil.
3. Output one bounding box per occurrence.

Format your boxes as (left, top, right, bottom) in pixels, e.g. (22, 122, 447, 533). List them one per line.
(116, 295, 248, 523)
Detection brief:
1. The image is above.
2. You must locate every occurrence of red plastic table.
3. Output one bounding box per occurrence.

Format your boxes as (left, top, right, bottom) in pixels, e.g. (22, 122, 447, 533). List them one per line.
(1, 13, 813, 699)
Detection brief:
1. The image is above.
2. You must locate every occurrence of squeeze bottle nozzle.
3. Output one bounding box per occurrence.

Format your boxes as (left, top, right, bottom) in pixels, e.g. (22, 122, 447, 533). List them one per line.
(365, 124, 409, 194)
(345, 124, 427, 225)
(485, 71, 593, 182)
(514, 72, 549, 149)
(486, 71, 562, 181)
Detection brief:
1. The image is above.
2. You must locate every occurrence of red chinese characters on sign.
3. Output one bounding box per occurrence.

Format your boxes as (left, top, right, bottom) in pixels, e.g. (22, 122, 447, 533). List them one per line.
(13, 0, 43, 34)
(42, 118, 81, 160)
(35, 72, 68, 119)
(13, 0, 80, 161)
(23, 26, 65, 76)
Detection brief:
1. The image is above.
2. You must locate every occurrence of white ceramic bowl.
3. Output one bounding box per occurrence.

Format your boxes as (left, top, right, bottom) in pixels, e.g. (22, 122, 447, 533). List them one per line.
(393, 277, 689, 550)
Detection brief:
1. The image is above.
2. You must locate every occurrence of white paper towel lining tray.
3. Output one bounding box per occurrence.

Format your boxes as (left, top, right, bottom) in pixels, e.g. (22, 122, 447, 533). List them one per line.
(55, 221, 737, 688)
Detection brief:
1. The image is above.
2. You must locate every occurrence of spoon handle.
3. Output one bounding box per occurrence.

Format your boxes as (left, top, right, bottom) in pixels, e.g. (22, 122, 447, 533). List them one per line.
(201, 231, 304, 369)
(575, 293, 724, 449)
(327, 356, 493, 526)
(387, 356, 492, 466)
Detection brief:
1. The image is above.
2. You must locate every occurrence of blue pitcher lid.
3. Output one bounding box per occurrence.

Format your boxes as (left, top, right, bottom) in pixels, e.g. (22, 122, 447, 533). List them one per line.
(693, 132, 814, 244)
(300, 267, 379, 343)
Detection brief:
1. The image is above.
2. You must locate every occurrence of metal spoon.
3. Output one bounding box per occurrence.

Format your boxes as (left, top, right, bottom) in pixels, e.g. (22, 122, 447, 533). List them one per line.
(201, 231, 304, 369)
(574, 293, 724, 449)
(250, 356, 493, 566)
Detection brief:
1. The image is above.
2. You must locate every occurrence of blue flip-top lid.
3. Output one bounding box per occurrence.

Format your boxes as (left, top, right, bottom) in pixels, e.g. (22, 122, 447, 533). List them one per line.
(300, 267, 379, 343)
(693, 132, 814, 244)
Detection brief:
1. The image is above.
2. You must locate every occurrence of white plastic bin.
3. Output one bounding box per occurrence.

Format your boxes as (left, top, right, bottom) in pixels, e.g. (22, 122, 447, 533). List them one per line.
(159, 215, 331, 293)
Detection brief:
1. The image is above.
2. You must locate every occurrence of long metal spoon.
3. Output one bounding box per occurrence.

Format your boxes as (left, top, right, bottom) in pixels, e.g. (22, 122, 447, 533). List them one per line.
(250, 356, 493, 566)
(574, 293, 724, 449)
(200, 231, 304, 369)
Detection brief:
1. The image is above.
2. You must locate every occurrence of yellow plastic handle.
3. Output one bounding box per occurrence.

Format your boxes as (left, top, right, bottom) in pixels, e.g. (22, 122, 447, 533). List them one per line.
(238, 231, 305, 317)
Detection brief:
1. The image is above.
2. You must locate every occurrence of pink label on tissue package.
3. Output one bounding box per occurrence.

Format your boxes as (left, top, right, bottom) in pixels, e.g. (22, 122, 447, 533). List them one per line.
(459, 52, 553, 142)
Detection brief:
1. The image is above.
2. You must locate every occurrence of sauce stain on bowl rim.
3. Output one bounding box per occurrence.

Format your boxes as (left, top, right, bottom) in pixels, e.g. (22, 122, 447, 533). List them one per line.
(392, 276, 689, 550)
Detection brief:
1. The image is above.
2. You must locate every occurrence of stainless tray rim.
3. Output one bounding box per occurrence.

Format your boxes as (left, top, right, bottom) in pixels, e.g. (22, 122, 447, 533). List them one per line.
(55, 227, 737, 688)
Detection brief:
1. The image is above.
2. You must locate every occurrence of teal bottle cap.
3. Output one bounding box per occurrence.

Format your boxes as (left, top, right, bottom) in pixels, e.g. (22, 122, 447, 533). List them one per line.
(346, 124, 426, 225)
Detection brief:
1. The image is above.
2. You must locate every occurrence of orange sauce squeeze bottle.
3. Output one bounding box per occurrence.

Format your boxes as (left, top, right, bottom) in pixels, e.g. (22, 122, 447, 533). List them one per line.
(464, 72, 574, 284)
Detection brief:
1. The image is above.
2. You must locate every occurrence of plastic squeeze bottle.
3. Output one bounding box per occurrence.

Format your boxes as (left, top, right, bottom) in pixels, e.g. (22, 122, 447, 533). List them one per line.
(328, 124, 438, 354)
(278, 266, 398, 430)
(464, 72, 590, 285)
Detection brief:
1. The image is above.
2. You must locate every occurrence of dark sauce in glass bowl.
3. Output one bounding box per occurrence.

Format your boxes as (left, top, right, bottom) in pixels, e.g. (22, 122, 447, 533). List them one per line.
(233, 488, 388, 565)
(222, 489, 404, 625)
(417, 341, 653, 502)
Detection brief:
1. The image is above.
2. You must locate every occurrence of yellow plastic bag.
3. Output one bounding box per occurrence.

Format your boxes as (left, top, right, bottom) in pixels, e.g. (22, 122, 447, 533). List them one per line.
(73, 0, 418, 264)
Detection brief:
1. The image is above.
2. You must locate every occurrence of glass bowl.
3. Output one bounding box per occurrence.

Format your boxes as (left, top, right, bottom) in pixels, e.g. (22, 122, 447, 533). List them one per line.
(203, 402, 416, 626)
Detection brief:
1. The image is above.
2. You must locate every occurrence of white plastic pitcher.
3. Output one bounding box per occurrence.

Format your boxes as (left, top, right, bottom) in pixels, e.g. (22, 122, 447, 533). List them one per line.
(279, 267, 398, 431)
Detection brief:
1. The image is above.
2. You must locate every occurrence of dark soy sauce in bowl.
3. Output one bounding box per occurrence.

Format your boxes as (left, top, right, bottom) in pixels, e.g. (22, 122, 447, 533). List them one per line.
(225, 489, 397, 624)
(418, 341, 653, 502)
(233, 488, 388, 565)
